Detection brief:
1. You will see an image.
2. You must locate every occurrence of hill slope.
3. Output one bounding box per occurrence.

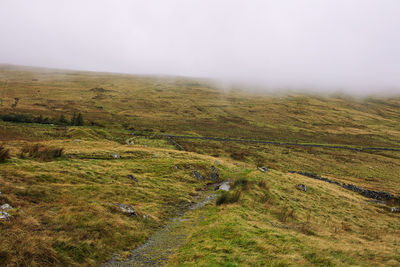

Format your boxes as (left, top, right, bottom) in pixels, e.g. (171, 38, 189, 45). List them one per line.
(0, 65, 399, 266)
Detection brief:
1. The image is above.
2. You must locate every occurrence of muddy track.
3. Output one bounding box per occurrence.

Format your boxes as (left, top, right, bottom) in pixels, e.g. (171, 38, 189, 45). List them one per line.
(102, 192, 218, 267)
(151, 134, 400, 152)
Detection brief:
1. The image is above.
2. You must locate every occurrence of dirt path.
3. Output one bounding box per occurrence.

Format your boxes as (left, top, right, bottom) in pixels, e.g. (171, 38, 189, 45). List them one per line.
(102, 193, 217, 267)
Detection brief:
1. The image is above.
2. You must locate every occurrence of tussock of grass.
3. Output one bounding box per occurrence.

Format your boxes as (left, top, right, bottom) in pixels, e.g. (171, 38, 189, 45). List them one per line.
(19, 143, 64, 161)
(0, 144, 10, 162)
(216, 191, 241, 206)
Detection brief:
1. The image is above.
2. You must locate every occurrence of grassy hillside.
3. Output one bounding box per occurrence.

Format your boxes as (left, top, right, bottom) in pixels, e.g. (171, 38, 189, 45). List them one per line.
(0, 65, 399, 266)
(1, 64, 400, 147)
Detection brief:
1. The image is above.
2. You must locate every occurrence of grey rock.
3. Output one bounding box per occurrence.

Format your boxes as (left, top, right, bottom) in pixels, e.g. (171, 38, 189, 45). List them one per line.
(214, 160, 221, 165)
(111, 153, 121, 159)
(210, 166, 219, 181)
(73, 139, 81, 142)
(153, 154, 158, 158)
(128, 175, 138, 182)
(218, 181, 231, 191)
(296, 184, 307, 192)
(391, 207, 400, 213)
(0, 204, 12, 210)
(111, 203, 137, 216)
(125, 139, 134, 145)
(258, 166, 269, 172)
(193, 171, 204, 181)
(0, 211, 11, 220)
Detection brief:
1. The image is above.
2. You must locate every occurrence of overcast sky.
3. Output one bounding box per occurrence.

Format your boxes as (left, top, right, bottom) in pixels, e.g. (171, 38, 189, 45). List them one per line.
(1, 0, 400, 94)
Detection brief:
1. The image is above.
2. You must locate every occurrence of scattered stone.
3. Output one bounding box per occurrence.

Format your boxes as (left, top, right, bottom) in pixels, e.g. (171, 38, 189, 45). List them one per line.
(0, 211, 11, 220)
(153, 154, 158, 158)
(0, 191, 2, 196)
(296, 184, 307, 192)
(73, 139, 81, 142)
(391, 207, 400, 213)
(110, 203, 137, 216)
(210, 166, 219, 182)
(193, 171, 204, 181)
(111, 153, 121, 159)
(214, 160, 220, 165)
(0, 204, 13, 210)
(128, 175, 138, 182)
(218, 181, 231, 191)
(125, 139, 134, 145)
(258, 166, 269, 172)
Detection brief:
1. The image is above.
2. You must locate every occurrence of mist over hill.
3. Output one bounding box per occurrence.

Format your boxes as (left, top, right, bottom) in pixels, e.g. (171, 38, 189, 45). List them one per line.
(1, 0, 400, 94)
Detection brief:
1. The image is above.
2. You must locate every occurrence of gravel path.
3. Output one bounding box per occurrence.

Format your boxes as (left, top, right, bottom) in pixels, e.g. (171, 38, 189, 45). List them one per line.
(102, 194, 217, 267)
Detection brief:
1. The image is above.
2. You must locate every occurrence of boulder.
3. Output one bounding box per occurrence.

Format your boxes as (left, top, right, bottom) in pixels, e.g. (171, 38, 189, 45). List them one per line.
(391, 207, 400, 213)
(193, 171, 204, 181)
(258, 166, 269, 172)
(0, 204, 12, 210)
(111, 203, 137, 216)
(218, 181, 231, 191)
(0, 211, 11, 220)
(111, 153, 121, 159)
(210, 166, 219, 181)
(296, 184, 307, 192)
(128, 175, 138, 182)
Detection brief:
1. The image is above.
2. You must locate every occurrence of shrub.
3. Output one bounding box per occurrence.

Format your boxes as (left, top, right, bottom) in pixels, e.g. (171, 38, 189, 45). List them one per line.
(259, 191, 273, 204)
(230, 151, 247, 161)
(257, 179, 268, 189)
(20, 144, 64, 161)
(216, 191, 241, 206)
(0, 113, 33, 123)
(233, 178, 250, 190)
(0, 144, 10, 163)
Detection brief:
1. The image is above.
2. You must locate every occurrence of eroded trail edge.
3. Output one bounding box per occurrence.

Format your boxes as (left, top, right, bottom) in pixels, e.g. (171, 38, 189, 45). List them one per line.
(101, 188, 221, 267)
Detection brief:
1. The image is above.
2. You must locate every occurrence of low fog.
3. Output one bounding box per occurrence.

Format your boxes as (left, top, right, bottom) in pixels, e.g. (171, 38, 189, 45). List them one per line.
(1, 0, 400, 94)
